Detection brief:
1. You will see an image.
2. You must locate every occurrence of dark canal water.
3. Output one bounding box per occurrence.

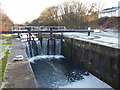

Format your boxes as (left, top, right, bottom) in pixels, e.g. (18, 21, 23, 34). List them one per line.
(23, 39, 112, 88)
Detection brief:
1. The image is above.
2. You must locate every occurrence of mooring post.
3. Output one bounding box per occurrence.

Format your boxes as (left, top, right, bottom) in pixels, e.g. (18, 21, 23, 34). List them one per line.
(88, 31, 90, 36)
(88, 27, 91, 36)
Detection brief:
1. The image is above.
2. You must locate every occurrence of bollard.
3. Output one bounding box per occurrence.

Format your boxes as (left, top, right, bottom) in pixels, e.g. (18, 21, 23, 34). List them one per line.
(88, 32, 90, 36)
(88, 27, 91, 36)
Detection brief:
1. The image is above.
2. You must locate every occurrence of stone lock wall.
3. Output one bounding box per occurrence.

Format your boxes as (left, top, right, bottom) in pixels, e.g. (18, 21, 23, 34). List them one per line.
(62, 37, 119, 89)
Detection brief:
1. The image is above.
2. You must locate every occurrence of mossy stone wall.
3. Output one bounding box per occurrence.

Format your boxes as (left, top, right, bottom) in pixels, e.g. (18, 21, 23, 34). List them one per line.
(62, 37, 119, 90)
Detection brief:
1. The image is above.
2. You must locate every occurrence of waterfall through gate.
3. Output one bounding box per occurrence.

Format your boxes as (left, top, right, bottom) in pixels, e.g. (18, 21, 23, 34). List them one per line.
(23, 39, 61, 58)
(22, 36, 112, 88)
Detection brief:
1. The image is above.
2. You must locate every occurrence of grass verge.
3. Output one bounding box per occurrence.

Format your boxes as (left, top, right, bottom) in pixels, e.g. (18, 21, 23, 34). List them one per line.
(0, 36, 12, 88)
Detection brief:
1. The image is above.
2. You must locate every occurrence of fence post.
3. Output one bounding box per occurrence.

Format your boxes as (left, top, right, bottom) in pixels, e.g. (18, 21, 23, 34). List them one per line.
(88, 31, 90, 36)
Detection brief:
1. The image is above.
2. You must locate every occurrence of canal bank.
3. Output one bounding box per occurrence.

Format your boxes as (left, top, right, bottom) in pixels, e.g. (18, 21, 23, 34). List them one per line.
(1, 37, 38, 89)
(61, 36, 119, 89)
(0, 36, 13, 88)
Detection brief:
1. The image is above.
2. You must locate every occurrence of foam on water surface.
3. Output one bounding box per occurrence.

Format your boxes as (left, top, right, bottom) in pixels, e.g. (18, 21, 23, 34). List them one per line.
(29, 55, 65, 63)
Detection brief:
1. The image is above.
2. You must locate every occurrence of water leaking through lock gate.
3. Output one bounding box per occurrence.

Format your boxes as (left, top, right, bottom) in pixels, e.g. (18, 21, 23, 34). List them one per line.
(22, 35, 112, 89)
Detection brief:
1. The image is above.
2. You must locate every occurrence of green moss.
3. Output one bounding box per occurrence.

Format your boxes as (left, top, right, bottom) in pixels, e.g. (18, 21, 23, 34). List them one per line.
(83, 63, 119, 90)
(2, 50, 10, 80)
(63, 43, 71, 59)
(84, 44, 91, 50)
(98, 74, 118, 89)
(63, 37, 119, 89)
(96, 47, 102, 53)
(0, 37, 13, 88)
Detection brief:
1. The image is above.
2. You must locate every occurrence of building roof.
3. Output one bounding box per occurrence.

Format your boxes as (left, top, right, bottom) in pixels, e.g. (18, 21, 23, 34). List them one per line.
(101, 6, 120, 13)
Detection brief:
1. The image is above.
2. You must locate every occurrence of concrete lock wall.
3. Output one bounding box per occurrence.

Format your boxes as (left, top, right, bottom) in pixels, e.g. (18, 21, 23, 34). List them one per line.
(62, 37, 120, 89)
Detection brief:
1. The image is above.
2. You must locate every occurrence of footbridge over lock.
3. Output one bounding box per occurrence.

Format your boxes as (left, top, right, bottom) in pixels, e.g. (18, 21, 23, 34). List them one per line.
(1, 25, 94, 40)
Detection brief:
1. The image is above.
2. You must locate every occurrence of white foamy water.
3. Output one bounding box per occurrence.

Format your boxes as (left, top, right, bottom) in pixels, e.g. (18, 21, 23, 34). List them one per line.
(29, 55, 65, 63)
(59, 74, 113, 88)
(20, 34, 38, 42)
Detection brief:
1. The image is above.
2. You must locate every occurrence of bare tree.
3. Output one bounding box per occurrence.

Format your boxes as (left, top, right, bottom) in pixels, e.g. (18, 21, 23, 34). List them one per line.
(30, 0, 103, 29)
(38, 6, 59, 26)
(0, 6, 13, 31)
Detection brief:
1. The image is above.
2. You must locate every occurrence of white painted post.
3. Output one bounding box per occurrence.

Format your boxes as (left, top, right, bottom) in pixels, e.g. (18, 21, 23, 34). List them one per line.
(88, 27, 91, 36)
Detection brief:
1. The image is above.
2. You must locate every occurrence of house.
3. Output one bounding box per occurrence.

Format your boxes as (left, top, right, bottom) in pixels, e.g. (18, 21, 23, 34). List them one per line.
(99, 6, 120, 18)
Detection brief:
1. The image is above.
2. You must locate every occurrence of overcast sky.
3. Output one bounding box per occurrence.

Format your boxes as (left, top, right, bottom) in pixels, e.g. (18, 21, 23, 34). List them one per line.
(1, 0, 119, 24)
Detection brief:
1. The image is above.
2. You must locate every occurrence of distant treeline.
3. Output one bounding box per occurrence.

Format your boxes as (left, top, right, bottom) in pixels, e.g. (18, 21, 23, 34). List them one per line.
(0, 9, 13, 31)
(28, 1, 102, 29)
(87, 17, 120, 30)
